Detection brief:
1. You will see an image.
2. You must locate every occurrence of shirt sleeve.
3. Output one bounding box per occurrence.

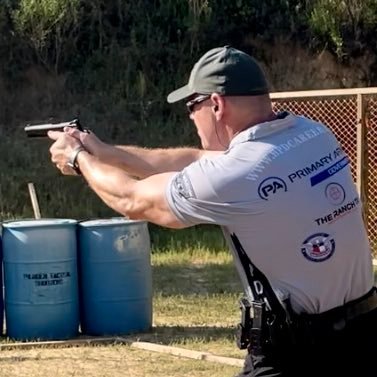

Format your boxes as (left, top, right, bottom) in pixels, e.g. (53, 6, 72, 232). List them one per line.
(165, 156, 260, 227)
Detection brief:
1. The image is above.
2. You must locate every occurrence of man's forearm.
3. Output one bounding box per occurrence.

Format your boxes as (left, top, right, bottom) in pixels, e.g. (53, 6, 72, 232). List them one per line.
(75, 151, 185, 228)
(101, 145, 221, 179)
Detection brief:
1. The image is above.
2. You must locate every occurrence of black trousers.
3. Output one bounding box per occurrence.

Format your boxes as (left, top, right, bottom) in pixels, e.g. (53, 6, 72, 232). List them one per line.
(236, 307, 377, 377)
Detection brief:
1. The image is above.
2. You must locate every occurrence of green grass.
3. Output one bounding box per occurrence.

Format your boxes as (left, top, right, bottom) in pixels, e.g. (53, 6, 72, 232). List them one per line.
(150, 238, 245, 360)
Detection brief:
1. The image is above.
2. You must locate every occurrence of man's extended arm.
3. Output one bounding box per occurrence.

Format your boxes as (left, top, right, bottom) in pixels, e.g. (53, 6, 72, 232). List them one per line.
(75, 150, 185, 228)
(71, 130, 222, 179)
(48, 130, 212, 228)
(100, 145, 221, 179)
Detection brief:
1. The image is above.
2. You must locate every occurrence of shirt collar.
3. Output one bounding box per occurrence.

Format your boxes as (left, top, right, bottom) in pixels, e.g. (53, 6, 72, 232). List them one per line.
(229, 112, 296, 148)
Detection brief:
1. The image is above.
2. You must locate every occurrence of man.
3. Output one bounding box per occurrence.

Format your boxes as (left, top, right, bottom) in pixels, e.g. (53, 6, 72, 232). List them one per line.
(49, 46, 376, 377)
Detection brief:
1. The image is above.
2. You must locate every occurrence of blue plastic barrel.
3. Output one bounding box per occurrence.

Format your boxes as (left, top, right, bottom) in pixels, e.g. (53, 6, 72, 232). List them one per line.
(78, 218, 152, 335)
(2, 219, 79, 340)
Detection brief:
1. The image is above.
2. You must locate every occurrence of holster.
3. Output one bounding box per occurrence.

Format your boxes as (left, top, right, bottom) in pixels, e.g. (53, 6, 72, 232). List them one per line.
(236, 297, 252, 350)
(236, 296, 296, 354)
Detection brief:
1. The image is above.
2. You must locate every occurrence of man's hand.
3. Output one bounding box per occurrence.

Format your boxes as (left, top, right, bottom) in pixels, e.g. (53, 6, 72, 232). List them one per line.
(63, 127, 111, 158)
(48, 129, 83, 175)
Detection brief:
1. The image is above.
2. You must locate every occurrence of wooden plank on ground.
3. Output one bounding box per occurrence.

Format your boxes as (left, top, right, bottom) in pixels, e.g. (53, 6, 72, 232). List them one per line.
(0, 337, 245, 367)
(130, 341, 244, 367)
(0, 337, 124, 350)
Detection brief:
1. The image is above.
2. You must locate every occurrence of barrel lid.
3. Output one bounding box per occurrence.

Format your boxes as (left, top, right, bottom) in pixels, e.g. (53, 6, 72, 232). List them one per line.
(78, 217, 145, 227)
(2, 219, 77, 228)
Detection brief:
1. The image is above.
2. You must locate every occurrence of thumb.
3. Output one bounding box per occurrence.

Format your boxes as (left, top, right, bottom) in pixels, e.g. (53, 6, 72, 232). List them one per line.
(64, 126, 81, 140)
(47, 130, 62, 141)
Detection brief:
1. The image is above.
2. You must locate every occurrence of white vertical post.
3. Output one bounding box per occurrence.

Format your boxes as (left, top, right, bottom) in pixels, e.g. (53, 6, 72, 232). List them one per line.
(28, 182, 41, 219)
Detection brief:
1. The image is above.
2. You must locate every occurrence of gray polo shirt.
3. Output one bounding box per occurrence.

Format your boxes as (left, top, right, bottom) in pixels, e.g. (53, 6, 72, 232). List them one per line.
(166, 113, 374, 314)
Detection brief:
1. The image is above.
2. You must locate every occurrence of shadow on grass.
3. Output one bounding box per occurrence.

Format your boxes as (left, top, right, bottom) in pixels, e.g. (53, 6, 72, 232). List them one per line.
(150, 224, 227, 253)
(0, 326, 238, 347)
(134, 325, 237, 345)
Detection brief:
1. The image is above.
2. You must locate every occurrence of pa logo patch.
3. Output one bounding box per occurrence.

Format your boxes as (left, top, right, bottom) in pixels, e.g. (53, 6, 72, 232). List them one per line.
(257, 177, 287, 201)
(301, 232, 335, 262)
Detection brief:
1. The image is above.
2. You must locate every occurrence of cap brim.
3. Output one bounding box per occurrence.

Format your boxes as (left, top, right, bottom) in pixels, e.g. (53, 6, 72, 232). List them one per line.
(167, 85, 195, 103)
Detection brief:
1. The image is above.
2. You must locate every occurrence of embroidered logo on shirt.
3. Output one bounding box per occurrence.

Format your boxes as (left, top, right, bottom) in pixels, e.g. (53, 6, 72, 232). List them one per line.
(257, 177, 287, 200)
(173, 172, 196, 199)
(301, 233, 335, 262)
(325, 182, 346, 206)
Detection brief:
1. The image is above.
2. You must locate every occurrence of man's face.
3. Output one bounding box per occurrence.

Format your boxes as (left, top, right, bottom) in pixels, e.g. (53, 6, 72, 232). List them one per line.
(186, 95, 226, 150)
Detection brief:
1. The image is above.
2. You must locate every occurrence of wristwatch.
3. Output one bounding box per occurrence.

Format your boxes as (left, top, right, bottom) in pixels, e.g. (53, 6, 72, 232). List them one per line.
(67, 145, 86, 175)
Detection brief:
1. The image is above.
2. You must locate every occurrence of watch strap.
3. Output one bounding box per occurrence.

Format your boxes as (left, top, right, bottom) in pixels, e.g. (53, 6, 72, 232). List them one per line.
(67, 145, 86, 175)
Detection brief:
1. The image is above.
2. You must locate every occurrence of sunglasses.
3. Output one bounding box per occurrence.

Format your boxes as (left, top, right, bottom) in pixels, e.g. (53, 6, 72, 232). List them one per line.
(186, 95, 210, 114)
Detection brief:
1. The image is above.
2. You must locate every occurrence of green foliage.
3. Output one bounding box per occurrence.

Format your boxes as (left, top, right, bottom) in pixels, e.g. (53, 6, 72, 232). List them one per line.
(12, 0, 80, 73)
(309, 0, 377, 58)
(1, 0, 377, 220)
(310, 0, 345, 55)
(216, 0, 309, 40)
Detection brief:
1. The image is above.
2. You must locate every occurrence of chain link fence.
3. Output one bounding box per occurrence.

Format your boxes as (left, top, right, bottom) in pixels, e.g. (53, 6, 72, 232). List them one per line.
(271, 88, 377, 256)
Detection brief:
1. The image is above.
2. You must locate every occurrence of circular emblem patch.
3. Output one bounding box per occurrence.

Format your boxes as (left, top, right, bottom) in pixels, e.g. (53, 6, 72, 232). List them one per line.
(325, 183, 345, 206)
(301, 233, 335, 262)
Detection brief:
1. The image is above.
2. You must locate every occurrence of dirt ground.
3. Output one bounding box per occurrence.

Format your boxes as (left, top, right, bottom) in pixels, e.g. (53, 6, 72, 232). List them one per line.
(0, 344, 241, 377)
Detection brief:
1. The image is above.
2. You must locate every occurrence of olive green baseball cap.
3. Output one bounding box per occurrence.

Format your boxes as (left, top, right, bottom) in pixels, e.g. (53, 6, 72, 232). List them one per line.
(167, 46, 269, 103)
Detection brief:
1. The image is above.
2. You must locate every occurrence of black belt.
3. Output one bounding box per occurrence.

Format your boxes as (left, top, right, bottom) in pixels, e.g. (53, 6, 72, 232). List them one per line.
(294, 287, 377, 332)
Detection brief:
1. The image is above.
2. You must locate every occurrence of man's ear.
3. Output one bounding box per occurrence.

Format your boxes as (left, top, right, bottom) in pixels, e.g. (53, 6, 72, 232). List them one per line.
(210, 93, 222, 113)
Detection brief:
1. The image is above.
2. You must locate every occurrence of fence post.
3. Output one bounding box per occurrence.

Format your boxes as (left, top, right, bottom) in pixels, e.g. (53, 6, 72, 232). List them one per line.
(356, 94, 369, 226)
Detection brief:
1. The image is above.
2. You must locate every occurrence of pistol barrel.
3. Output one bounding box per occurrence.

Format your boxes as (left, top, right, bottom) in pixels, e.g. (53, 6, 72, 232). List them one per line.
(24, 119, 83, 138)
